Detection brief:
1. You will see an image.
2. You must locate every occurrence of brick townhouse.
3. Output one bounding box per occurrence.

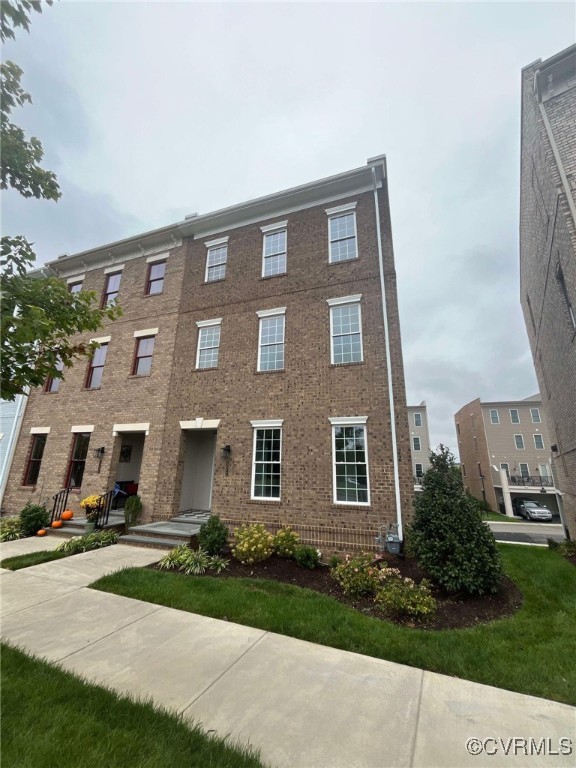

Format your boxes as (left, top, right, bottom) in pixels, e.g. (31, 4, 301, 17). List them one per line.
(520, 44, 576, 538)
(3, 156, 413, 551)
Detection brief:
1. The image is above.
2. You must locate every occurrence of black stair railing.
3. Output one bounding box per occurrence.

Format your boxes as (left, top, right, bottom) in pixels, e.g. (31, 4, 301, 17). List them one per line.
(94, 490, 114, 529)
(50, 488, 70, 524)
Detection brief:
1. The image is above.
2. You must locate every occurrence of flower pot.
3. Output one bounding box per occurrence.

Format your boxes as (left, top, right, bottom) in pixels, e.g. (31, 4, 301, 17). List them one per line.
(85, 520, 96, 534)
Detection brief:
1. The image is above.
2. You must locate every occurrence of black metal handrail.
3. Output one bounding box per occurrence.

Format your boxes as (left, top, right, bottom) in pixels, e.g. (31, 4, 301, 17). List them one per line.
(94, 490, 114, 529)
(50, 488, 70, 524)
(508, 475, 554, 487)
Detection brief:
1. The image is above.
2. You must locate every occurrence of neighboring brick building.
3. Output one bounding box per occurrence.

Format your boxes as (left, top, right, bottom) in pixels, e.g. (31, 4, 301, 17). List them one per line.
(3, 157, 413, 552)
(520, 45, 576, 538)
(454, 395, 562, 519)
(407, 402, 431, 487)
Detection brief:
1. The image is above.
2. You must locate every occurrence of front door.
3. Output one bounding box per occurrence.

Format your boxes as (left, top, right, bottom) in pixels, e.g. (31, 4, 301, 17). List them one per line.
(179, 431, 216, 512)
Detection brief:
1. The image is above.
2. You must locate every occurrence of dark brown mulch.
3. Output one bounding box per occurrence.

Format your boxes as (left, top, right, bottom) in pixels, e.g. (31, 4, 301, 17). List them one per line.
(155, 552, 523, 631)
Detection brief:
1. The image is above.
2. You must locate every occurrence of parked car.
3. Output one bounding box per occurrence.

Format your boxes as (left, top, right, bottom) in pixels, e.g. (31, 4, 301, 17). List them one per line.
(512, 498, 553, 522)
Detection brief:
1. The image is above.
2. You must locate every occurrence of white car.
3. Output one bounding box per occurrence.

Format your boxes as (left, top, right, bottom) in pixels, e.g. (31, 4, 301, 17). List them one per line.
(513, 499, 553, 522)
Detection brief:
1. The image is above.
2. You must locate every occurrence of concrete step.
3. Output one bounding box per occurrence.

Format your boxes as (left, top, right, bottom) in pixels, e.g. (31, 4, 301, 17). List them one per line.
(48, 516, 125, 539)
(119, 534, 186, 550)
(128, 521, 201, 540)
(171, 511, 210, 525)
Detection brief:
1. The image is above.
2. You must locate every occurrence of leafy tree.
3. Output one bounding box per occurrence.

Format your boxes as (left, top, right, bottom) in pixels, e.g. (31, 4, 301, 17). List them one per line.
(0, 0, 121, 400)
(408, 445, 503, 595)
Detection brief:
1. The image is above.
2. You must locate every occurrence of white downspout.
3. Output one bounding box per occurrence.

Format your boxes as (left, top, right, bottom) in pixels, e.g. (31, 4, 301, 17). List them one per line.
(371, 164, 404, 540)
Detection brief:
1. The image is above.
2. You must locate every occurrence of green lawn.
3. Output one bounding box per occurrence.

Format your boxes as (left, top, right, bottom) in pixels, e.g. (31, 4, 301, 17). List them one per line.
(483, 512, 523, 523)
(0, 549, 68, 571)
(92, 546, 576, 705)
(1, 644, 263, 768)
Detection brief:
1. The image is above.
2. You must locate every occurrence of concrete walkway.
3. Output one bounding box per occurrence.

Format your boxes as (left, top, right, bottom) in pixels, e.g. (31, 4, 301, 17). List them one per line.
(1, 540, 574, 768)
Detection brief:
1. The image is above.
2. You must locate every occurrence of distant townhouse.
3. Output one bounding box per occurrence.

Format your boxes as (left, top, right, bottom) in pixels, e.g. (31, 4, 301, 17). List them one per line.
(407, 402, 431, 487)
(3, 157, 414, 552)
(454, 395, 562, 518)
(520, 44, 576, 538)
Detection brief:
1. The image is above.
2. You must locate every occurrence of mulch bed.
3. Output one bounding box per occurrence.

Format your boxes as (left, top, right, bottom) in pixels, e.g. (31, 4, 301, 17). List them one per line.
(155, 552, 523, 631)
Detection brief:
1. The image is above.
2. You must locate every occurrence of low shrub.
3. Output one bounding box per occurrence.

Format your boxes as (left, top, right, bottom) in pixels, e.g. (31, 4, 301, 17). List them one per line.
(19, 504, 49, 537)
(294, 545, 320, 569)
(331, 552, 380, 597)
(181, 548, 211, 576)
(328, 554, 342, 569)
(375, 569, 437, 619)
(232, 523, 274, 565)
(56, 530, 118, 555)
(158, 544, 190, 570)
(158, 545, 229, 575)
(124, 495, 143, 529)
(547, 538, 560, 550)
(209, 554, 229, 574)
(273, 526, 300, 558)
(0, 516, 22, 542)
(198, 515, 229, 555)
(557, 539, 576, 558)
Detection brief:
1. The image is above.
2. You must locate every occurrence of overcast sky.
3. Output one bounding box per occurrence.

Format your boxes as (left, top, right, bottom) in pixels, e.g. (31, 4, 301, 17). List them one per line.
(3, 0, 575, 455)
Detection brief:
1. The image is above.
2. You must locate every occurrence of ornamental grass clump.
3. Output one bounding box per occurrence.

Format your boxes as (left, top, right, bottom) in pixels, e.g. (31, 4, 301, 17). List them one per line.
(56, 530, 118, 555)
(375, 568, 437, 620)
(232, 523, 274, 565)
(331, 552, 380, 598)
(158, 545, 229, 574)
(0, 516, 22, 542)
(273, 526, 300, 558)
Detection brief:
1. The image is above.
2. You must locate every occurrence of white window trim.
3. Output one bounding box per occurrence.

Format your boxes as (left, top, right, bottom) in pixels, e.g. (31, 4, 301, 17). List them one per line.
(66, 274, 85, 284)
(415, 463, 423, 474)
(256, 307, 286, 319)
(489, 409, 500, 424)
(328, 299, 364, 365)
(204, 236, 229, 248)
(112, 422, 150, 435)
(196, 318, 222, 328)
(251, 424, 283, 501)
(413, 436, 422, 451)
(104, 264, 125, 274)
(196, 321, 222, 369)
(134, 327, 159, 338)
(30, 427, 50, 434)
(261, 226, 287, 278)
(533, 434, 545, 449)
(500, 463, 510, 476)
(509, 409, 520, 424)
(331, 420, 371, 506)
(530, 408, 541, 423)
(90, 335, 111, 344)
(204, 240, 228, 282)
(260, 220, 288, 234)
(413, 412, 422, 427)
(325, 201, 357, 216)
(514, 434, 525, 449)
(146, 253, 169, 264)
(257, 312, 285, 372)
(328, 208, 358, 264)
(71, 425, 95, 433)
(519, 463, 530, 478)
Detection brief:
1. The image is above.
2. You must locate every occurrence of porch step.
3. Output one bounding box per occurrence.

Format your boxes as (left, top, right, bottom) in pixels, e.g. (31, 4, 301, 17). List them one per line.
(119, 534, 188, 551)
(171, 511, 210, 525)
(48, 514, 125, 539)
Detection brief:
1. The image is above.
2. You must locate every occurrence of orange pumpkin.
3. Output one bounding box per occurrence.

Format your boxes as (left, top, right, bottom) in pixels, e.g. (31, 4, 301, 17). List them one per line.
(61, 510, 74, 521)
(37, 529, 47, 536)
(51, 520, 63, 528)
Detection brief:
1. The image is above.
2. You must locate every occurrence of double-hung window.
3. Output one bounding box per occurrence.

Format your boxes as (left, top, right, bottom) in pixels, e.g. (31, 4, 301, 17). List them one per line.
(330, 417, 369, 504)
(510, 409, 520, 424)
(326, 202, 357, 263)
(132, 333, 156, 376)
(327, 295, 363, 364)
(44, 358, 64, 393)
(414, 412, 422, 427)
(257, 308, 285, 371)
(261, 221, 287, 277)
(413, 436, 421, 451)
(102, 269, 122, 306)
(86, 338, 109, 389)
(251, 420, 283, 500)
(66, 432, 91, 489)
(530, 408, 541, 423)
(196, 319, 222, 369)
(23, 431, 48, 486)
(146, 260, 166, 295)
(415, 463, 423, 479)
(514, 434, 525, 450)
(205, 237, 228, 282)
(533, 434, 545, 450)
(500, 463, 510, 479)
(489, 409, 499, 424)
(68, 278, 84, 294)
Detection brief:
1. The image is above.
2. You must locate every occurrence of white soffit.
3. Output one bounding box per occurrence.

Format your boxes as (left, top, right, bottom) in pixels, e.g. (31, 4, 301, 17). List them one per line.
(180, 418, 221, 430)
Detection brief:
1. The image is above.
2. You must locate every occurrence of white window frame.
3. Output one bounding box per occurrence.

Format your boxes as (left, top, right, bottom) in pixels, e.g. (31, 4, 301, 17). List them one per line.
(326, 202, 358, 264)
(530, 408, 541, 423)
(256, 307, 286, 372)
(519, 463, 530, 479)
(514, 434, 525, 450)
(204, 236, 229, 283)
(533, 434, 545, 450)
(195, 318, 222, 369)
(500, 462, 510, 479)
(250, 419, 283, 501)
(415, 463, 424, 478)
(327, 295, 364, 365)
(413, 412, 422, 427)
(538, 463, 551, 480)
(509, 409, 520, 424)
(260, 221, 287, 278)
(489, 409, 500, 424)
(413, 436, 421, 451)
(329, 416, 370, 506)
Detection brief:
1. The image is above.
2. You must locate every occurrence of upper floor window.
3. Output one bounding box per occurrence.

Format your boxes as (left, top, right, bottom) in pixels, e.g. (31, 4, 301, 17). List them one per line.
(86, 342, 108, 389)
(44, 358, 64, 393)
(533, 434, 545, 450)
(133, 336, 155, 376)
(500, 462, 510, 479)
(327, 295, 363, 365)
(68, 280, 83, 294)
(530, 408, 541, 423)
(102, 271, 122, 306)
(205, 237, 228, 282)
(146, 261, 166, 295)
(196, 319, 222, 369)
(413, 436, 421, 451)
(489, 409, 499, 424)
(257, 308, 285, 371)
(326, 202, 358, 263)
(509, 409, 520, 424)
(23, 433, 47, 486)
(261, 222, 287, 278)
(514, 434, 525, 450)
(66, 432, 91, 489)
(330, 417, 369, 505)
(519, 463, 530, 479)
(251, 420, 283, 500)
(413, 412, 422, 427)
(415, 463, 423, 478)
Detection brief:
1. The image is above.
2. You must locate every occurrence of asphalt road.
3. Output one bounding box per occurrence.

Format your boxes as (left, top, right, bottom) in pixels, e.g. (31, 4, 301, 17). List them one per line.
(488, 520, 566, 545)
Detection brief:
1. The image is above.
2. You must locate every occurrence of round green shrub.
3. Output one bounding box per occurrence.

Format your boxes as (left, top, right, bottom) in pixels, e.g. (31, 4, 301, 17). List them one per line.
(375, 569, 437, 619)
(19, 504, 49, 537)
(232, 523, 274, 565)
(273, 526, 300, 558)
(0, 516, 23, 542)
(198, 515, 229, 555)
(331, 552, 380, 597)
(294, 545, 320, 569)
(409, 446, 503, 595)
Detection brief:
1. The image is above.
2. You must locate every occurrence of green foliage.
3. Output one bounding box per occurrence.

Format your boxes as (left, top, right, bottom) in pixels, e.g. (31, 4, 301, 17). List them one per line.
(331, 552, 380, 597)
(158, 545, 229, 575)
(294, 545, 320, 569)
(232, 523, 274, 565)
(158, 544, 190, 570)
(328, 554, 342, 569)
(56, 530, 118, 555)
(124, 495, 143, 529)
(375, 568, 437, 619)
(273, 526, 300, 558)
(181, 548, 211, 576)
(209, 555, 229, 574)
(1, 548, 69, 570)
(553, 539, 576, 559)
(1, 1, 52, 45)
(409, 445, 503, 595)
(198, 515, 228, 555)
(18, 503, 49, 536)
(0, 515, 22, 541)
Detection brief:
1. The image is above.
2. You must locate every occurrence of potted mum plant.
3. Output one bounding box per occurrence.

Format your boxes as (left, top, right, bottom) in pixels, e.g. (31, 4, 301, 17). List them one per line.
(80, 494, 102, 534)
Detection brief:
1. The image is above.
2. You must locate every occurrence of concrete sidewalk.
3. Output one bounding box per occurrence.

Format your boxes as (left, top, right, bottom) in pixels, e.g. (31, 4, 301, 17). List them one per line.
(1, 540, 574, 768)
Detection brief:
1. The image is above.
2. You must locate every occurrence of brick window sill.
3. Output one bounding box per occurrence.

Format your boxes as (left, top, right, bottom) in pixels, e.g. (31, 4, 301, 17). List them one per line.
(83, 387, 102, 391)
(329, 361, 365, 369)
(128, 374, 152, 379)
(254, 369, 285, 375)
(330, 504, 373, 510)
(248, 498, 282, 504)
(142, 291, 164, 298)
(259, 273, 287, 281)
(192, 367, 219, 373)
(203, 278, 226, 286)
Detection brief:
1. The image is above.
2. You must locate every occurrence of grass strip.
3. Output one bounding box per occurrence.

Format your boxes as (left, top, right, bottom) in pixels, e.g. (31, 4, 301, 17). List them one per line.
(483, 512, 523, 523)
(0, 549, 69, 571)
(1, 643, 263, 768)
(92, 546, 576, 705)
